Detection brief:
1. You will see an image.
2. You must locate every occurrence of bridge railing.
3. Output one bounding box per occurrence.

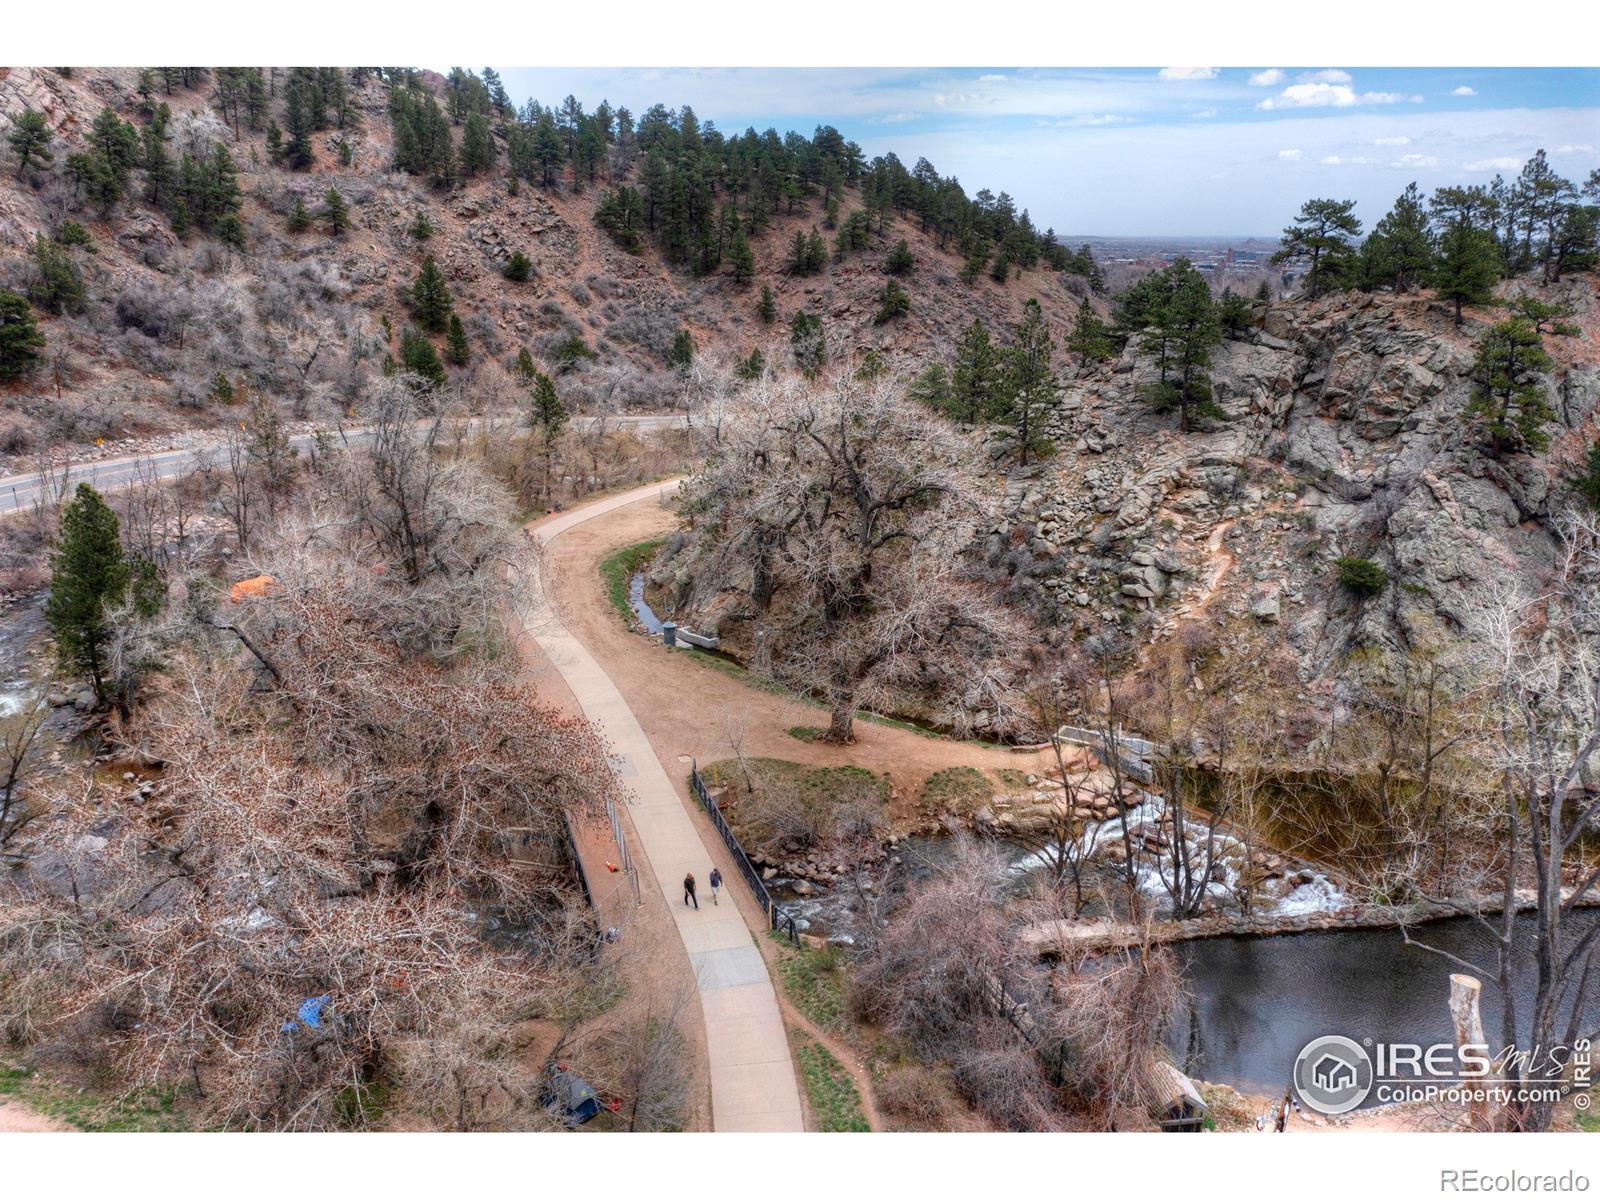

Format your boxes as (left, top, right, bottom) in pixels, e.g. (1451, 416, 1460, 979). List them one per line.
(689, 761, 799, 944)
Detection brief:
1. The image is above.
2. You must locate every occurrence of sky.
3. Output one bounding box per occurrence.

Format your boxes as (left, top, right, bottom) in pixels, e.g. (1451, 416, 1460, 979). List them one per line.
(490, 67, 1600, 237)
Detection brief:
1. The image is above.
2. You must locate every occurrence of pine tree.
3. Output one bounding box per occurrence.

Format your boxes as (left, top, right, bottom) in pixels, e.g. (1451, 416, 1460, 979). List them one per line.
(1571, 439, 1600, 512)
(322, 186, 350, 235)
(728, 223, 755, 285)
(283, 71, 318, 171)
(141, 115, 174, 210)
(806, 229, 827, 273)
(286, 197, 311, 233)
(885, 239, 915, 276)
(514, 347, 537, 380)
(1433, 223, 1501, 328)
(1274, 197, 1362, 298)
(790, 310, 826, 377)
(873, 279, 910, 324)
(527, 371, 567, 505)
(856, 350, 887, 381)
(399, 327, 446, 387)
(1361, 182, 1435, 293)
(990, 245, 1012, 284)
(1002, 300, 1056, 464)
(216, 213, 247, 251)
(1137, 261, 1223, 433)
(460, 112, 495, 175)
(408, 210, 434, 241)
(1466, 316, 1556, 457)
(908, 362, 952, 414)
(0, 289, 46, 381)
(1066, 297, 1113, 361)
(734, 348, 766, 381)
(445, 314, 470, 366)
(757, 284, 777, 324)
(410, 257, 453, 333)
(8, 108, 54, 178)
(265, 120, 284, 165)
(950, 318, 1000, 424)
(1217, 289, 1253, 340)
(27, 235, 87, 315)
(668, 329, 695, 368)
(503, 250, 532, 282)
(45, 484, 131, 704)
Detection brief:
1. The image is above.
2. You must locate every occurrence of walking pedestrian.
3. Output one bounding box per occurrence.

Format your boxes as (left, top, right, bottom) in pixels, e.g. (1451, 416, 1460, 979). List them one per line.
(683, 872, 698, 909)
(709, 867, 722, 905)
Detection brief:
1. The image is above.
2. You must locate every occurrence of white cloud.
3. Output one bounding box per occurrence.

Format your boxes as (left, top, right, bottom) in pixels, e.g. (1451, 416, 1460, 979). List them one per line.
(1555, 143, 1595, 154)
(1393, 153, 1440, 169)
(1259, 84, 1415, 111)
(1248, 69, 1285, 88)
(978, 74, 1008, 84)
(1191, 108, 1218, 119)
(1373, 135, 1411, 146)
(1300, 69, 1352, 85)
(1451, 86, 1477, 97)
(867, 112, 919, 125)
(1158, 67, 1217, 82)
(1462, 156, 1524, 172)
(1321, 154, 1376, 166)
(1040, 113, 1134, 128)
(1277, 148, 1303, 160)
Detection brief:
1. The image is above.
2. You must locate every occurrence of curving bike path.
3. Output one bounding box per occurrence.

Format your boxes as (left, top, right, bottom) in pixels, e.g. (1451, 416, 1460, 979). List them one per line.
(527, 482, 804, 1133)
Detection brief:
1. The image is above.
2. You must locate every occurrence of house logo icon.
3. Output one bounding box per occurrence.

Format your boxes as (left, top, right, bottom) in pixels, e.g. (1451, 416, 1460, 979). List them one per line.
(1293, 1035, 1374, 1115)
(1311, 1053, 1357, 1093)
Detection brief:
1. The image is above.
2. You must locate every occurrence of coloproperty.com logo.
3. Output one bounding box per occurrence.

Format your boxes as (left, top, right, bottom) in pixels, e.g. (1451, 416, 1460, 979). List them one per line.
(1292, 1034, 1594, 1115)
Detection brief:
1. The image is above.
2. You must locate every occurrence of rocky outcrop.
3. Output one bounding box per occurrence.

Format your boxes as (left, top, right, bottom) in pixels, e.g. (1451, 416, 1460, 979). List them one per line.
(1002, 281, 1600, 697)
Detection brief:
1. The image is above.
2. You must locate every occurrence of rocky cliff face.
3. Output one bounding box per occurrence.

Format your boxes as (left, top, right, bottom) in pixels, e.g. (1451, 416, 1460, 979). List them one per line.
(1002, 278, 1600, 700)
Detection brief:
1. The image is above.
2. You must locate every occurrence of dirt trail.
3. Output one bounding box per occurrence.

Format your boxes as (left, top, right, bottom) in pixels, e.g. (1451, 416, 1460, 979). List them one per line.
(0, 1098, 69, 1132)
(538, 492, 1054, 804)
(1190, 517, 1238, 618)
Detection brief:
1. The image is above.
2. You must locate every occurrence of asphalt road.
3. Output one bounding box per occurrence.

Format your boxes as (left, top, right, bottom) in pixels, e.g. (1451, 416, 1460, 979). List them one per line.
(0, 413, 686, 516)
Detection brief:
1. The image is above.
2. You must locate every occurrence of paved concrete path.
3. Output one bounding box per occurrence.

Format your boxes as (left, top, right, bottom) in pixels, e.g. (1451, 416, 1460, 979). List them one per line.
(528, 481, 804, 1133)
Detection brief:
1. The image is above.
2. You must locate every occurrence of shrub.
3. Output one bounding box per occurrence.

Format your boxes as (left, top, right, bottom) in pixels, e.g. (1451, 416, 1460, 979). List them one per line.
(1335, 555, 1388, 598)
(55, 221, 96, 252)
(885, 240, 915, 276)
(502, 250, 531, 282)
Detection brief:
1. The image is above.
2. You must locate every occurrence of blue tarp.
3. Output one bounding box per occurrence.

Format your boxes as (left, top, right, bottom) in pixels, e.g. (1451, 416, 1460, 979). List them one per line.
(298, 995, 330, 1028)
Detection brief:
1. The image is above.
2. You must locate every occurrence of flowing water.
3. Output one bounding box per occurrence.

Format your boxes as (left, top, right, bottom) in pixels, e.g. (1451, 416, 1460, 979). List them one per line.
(627, 571, 665, 635)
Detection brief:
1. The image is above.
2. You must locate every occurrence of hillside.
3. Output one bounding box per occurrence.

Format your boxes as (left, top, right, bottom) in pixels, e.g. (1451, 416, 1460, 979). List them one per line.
(0, 66, 1094, 469)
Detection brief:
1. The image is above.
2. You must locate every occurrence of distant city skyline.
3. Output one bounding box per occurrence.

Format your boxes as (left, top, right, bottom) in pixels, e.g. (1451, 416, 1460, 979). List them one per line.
(489, 67, 1600, 236)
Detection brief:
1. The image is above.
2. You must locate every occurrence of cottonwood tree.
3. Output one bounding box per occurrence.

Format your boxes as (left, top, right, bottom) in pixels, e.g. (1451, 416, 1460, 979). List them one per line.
(1017, 645, 1099, 913)
(0, 698, 46, 851)
(1403, 513, 1600, 1132)
(679, 372, 1019, 743)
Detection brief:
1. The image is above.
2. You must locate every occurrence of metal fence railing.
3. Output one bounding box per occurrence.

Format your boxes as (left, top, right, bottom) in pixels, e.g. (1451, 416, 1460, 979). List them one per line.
(606, 795, 642, 906)
(689, 761, 799, 944)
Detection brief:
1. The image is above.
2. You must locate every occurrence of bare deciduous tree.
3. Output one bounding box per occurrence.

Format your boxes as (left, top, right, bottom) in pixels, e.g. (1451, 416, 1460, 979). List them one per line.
(679, 372, 1020, 743)
(1403, 512, 1600, 1132)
